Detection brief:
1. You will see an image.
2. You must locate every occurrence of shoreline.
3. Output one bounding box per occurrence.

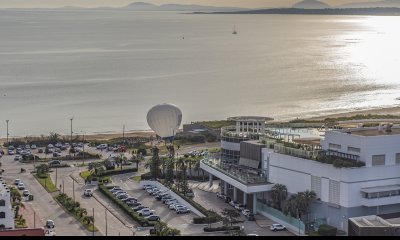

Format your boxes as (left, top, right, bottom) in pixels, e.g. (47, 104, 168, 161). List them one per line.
(2, 106, 400, 144)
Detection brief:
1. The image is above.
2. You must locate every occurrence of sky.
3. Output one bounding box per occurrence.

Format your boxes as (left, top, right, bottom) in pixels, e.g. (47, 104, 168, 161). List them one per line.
(0, 0, 382, 9)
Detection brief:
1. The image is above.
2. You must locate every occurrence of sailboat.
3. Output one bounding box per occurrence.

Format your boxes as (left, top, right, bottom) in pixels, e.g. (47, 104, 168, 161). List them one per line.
(232, 25, 237, 35)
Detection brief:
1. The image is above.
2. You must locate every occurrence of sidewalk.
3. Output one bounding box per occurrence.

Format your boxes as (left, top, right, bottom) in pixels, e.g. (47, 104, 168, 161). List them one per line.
(20, 199, 43, 229)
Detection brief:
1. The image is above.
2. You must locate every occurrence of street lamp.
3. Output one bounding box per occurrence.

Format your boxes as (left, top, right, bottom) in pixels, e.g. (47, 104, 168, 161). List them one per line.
(5, 120, 9, 144)
(70, 117, 74, 147)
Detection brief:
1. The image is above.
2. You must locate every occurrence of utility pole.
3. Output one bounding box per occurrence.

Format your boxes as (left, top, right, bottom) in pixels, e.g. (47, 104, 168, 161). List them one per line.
(34, 211, 36, 228)
(92, 208, 95, 236)
(82, 132, 85, 166)
(73, 179, 75, 201)
(105, 208, 108, 236)
(123, 124, 125, 144)
(55, 167, 58, 187)
(70, 117, 73, 147)
(6, 120, 9, 144)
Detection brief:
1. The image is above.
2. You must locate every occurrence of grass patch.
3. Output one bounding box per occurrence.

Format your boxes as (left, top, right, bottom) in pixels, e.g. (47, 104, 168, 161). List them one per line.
(34, 173, 58, 193)
(130, 175, 141, 182)
(80, 170, 91, 180)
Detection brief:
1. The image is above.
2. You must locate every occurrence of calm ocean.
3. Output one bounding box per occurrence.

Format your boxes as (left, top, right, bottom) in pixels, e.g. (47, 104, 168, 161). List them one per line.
(0, 9, 399, 136)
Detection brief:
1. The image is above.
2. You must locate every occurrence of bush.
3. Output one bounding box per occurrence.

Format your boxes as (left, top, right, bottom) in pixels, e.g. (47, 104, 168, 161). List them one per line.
(137, 147, 147, 156)
(193, 216, 219, 224)
(99, 168, 138, 177)
(203, 226, 240, 232)
(318, 224, 337, 236)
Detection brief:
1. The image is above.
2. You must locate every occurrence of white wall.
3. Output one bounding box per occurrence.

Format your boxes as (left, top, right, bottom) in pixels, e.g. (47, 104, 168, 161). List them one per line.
(262, 149, 400, 208)
(322, 129, 400, 167)
(0, 180, 15, 229)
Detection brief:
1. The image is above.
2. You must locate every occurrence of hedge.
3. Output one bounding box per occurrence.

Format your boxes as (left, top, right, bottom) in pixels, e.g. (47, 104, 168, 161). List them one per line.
(193, 215, 219, 224)
(318, 224, 337, 236)
(99, 168, 138, 177)
(203, 226, 240, 232)
(98, 185, 153, 227)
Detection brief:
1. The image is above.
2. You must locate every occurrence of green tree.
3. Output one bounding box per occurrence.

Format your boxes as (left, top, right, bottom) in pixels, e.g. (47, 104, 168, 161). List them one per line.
(271, 184, 288, 211)
(153, 221, 180, 236)
(165, 158, 175, 186)
(36, 163, 49, 175)
(150, 147, 160, 179)
(221, 208, 241, 227)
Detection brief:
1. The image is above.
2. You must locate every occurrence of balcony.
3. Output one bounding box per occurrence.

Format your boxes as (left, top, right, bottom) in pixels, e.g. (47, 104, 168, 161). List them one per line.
(200, 157, 273, 194)
(361, 195, 400, 207)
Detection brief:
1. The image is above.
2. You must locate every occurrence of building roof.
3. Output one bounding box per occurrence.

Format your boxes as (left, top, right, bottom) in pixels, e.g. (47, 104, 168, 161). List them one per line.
(0, 228, 45, 236)
(292, 137, 321, 146)
(336, 127, 400, 137)
(360, 185, 400, 194)
(228, 116, 274, 122)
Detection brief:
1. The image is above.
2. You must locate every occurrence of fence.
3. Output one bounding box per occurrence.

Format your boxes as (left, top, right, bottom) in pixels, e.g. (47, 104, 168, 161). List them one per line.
(256, 201, 305, 235)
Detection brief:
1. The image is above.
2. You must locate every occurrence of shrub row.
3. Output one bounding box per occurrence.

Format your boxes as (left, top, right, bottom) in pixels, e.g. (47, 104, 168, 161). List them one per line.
(99, 168, 138, 177)
(318, 224, 337, 236)
(98, 185, 153, 227)
(203, 226, 240, 232)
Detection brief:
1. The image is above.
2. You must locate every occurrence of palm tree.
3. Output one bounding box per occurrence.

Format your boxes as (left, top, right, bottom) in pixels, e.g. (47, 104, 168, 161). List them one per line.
(83, 215, 94, 225)
(271, 184, 288, 211)
(14, 200, 25, 218)
(283, 194, 298, 218)
(193, 159, 201, 178)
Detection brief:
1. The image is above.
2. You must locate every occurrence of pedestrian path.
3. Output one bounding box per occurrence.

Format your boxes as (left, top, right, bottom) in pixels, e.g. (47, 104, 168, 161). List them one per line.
(189, 180, 220, 193)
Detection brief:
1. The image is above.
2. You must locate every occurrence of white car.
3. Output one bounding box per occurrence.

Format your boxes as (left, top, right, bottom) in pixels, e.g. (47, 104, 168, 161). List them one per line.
(18, 183, 25, 190)
(242, 209, 251, 217)
(270, 223, 286, 231)
(137, 209, 154, 216)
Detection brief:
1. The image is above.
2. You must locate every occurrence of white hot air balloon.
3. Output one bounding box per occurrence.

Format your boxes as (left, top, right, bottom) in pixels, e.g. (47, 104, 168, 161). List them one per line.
(146, 103, 182, 141)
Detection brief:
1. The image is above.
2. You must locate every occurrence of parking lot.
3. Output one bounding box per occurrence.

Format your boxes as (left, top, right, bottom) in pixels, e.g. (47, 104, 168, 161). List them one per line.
(110, 175, 206, 235)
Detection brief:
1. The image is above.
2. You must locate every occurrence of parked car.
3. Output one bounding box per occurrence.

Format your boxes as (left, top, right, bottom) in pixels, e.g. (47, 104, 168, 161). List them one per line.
(137, 209, 154, 216)
(110, 186, 122, 192)
(229, 200, 239, 207)
(25, 145, 31, 149)
(8, 150, 14, 155)
(47, 144, 54, 149)
(84, 189, 93, 197)
(133, 205, 146, 211)
(217, 192, 226, 199)
(18, 183, 25, 190)
(270, 224, 286, 231)
(242, 209, 251, 217)
(248, 213, 255, 221)
(8, 146, 15, 151)
(123, 197, 138, 203)
(142, 184, 151, 190)
(235, 204, 246, 211)
(14, 155, 22, 161)
(175, 206, 191, 214)
(48, 160, 62, 167)
(31, 144, 37, 149)
(45, 220, 55, 229)
(52, 152, 62, 158)
(127, 202, 141, 207)
(145, 215, 160, 221)
(15, 179, 21, 185)
(38, 148, 44, 153)
(23, 190, 30, 196)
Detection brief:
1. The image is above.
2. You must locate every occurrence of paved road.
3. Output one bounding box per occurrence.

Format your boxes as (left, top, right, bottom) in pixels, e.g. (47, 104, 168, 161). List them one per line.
(49, 167, 143, 236)
(0, 153, 89, 236)
(192, 186, 295, 236)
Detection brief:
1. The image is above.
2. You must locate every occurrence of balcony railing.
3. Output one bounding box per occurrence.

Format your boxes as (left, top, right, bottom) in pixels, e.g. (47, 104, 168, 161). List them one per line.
(201, 157, 268, 185)
(273, 143, 322, 160)
(221, 126, 265, 140)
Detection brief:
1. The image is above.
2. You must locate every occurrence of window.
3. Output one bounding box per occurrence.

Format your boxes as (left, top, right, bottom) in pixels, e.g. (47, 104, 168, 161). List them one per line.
(372, 155, 385, 166)
(329, 180, 340, 205)
(348, 147, 361, 153)
(396, 153, 400, 165)
(0, 200, 5, 207)
(311, 176, 322, 199)
(0, 212, 5, 219)
(329, 143, 341, 150)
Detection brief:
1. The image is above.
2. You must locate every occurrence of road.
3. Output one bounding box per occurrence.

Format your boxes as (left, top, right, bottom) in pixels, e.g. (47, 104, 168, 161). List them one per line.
(0, 153, 89, 236)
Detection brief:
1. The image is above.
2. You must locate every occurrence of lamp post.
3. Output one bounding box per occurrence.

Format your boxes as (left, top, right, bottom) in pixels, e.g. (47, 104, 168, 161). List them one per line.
(105, 208, 108, 236)
(92, 208, 95, 236)
(6, 120, 9, 144)
(70, 117, 73, 147)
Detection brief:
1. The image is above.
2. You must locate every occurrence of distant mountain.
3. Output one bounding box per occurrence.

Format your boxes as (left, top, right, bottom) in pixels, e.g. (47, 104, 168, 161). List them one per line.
(123, 2, 247, 12)
(292, 0, 331, 9)
(124, 2, 158, 10)
(339, 0, 400, 8)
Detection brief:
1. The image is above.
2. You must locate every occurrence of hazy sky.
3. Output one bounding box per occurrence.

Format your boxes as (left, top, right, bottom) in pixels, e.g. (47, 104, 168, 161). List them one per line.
(0, 0, 382, 8)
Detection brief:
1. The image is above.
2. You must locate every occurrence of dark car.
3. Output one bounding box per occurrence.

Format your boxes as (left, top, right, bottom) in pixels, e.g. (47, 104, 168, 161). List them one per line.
(145, 215, 160, 221)
(248, 213, 255, 221)
(38, 149, 44, 153)
(133, 205, 146, 211)
(225, 197, 231, 203)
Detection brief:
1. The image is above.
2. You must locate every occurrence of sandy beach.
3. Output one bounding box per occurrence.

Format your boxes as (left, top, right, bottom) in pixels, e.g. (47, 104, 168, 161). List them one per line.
(1, 106, 400, 144)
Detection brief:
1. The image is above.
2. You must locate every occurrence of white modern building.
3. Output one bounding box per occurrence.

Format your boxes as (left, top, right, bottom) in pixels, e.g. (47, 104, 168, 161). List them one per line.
(201, 119, 400, 234)
(0, 177, 15, 230)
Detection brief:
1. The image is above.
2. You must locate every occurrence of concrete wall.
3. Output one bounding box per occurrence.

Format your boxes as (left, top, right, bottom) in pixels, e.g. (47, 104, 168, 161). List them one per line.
(322, 129, 400, 167)
(139, 180, 206, 217)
